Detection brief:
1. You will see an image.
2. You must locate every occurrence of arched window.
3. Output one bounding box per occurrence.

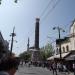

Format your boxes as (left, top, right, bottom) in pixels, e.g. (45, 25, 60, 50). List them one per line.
(57, 48, 59, 54)
(63, 47, 65, 53)
(66, 45, 69, 52)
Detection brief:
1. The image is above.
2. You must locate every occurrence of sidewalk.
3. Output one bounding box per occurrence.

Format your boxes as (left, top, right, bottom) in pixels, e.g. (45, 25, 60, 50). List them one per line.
(69, 72, 73, 75)
(58, 72, 73, 75)
(48, 69, 74, 75)
(16, 65, 74, 75)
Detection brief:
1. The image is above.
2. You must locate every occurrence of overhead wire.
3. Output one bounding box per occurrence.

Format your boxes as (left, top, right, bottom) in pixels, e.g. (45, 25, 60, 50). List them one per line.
(40, 0, 61, 24)
(27, 0, 57, 45)
(28, 0, 53, 41)
(40, 0, 54, 18)
(39, 0, 62, 45)
(27, 0, 61, 47)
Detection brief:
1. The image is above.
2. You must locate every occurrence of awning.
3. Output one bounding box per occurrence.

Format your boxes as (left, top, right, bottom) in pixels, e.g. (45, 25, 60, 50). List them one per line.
(65, 54, 75, 60)
(47, 52, 70, 60)
(47, 56, 55, 60)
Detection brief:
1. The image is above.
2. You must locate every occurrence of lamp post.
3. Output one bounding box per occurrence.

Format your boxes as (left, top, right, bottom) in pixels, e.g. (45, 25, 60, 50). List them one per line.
(53, 26, 65, 59)
(10, 27, 16, 55)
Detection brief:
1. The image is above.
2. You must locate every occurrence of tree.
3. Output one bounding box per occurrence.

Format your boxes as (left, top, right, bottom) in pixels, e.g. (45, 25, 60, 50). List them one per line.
(19, 51, 31, 61)
(40, 43, 53, 61)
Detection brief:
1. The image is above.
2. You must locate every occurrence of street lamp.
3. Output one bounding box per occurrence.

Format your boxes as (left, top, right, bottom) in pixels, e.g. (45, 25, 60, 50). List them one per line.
(10, 27, 16, 55)
(53, 26, 65, 59)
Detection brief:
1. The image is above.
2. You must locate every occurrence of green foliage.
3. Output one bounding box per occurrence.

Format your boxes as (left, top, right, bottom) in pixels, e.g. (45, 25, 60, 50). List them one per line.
(40, 43, 53, 61)
(19, 51, 31, 61)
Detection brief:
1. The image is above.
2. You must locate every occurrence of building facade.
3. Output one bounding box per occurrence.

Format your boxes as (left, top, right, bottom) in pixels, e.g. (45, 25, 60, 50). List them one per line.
(0, 32, 9, 55)
(47, 20, 75, 71)
(56, 20, 75, 55)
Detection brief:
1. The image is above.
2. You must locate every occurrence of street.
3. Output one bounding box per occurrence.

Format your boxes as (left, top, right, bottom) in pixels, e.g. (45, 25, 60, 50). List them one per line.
(15, 65, 73, 75)
(15, 65, 52, 75)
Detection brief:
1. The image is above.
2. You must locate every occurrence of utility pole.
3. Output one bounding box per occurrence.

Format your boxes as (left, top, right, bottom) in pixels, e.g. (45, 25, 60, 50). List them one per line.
(53, 26, 65, 59)
(10, 27, 16, 55)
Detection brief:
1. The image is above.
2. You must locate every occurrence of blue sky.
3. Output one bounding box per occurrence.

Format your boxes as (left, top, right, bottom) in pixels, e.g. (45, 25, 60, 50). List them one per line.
(0, 0, 75, 56)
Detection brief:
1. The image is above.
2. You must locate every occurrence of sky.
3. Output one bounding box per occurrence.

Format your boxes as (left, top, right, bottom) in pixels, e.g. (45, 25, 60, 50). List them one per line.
(0, 0, 75, 56)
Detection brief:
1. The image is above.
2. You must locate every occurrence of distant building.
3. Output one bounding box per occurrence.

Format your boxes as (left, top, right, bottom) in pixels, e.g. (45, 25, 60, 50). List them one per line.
(56, 20, 75, 55)
(0, 32, 4, 43)
(47, 19, 75, 60)
(3, 40, 9, 52)
(47, 20, 75, 71)
(0, 32, 9, 56)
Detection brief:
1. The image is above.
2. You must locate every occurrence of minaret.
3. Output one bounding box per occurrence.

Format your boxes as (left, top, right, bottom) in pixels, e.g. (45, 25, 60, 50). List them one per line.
(35, 18, 40, 50)
(27, 37, 29, 51)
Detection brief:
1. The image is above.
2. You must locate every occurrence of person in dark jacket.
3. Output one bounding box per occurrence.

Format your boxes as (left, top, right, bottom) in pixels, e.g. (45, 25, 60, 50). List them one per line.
(0, 57, 19, 75)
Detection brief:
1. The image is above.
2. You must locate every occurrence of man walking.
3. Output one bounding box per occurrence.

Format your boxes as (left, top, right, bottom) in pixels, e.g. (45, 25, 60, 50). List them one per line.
(52, 62, 57, 75)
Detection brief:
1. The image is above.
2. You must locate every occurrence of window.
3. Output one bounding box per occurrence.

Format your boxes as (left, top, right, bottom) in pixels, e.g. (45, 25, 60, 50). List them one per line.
(63, 47, 65, 53)
(57, 48, 59, 54)
(66, 45, 69, 52)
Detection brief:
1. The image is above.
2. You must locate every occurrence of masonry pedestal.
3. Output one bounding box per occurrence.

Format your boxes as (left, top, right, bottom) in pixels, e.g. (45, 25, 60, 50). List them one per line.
(31, 49, 41, 65)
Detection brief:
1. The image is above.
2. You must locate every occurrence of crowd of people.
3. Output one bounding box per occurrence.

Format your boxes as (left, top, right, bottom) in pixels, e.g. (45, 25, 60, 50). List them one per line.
(19, 60, 75, 75)
(1, 55, 75, 75)
(44, 61, 75, 75)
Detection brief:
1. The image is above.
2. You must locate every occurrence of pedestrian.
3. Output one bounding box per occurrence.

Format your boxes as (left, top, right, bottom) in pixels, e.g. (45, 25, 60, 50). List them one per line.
(0, 57, 19, 75)
(52, 62, 57, 75)
(63, 65, 67, 72)
(28, 61, 31, 67)
(73, 63, 75, 70)
(58, 63, 62, 72)
(63, 64, 70, 75)
(73, 63, 75, 75)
